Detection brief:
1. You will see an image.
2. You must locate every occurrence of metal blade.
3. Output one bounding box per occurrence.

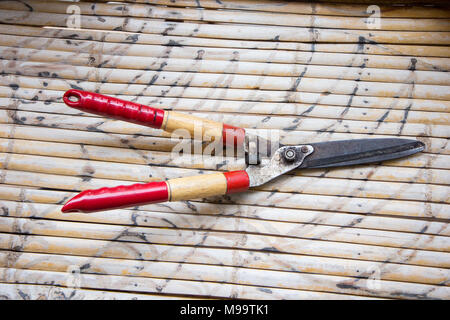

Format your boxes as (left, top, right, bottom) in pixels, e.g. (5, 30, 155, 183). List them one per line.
(298, 138, 425, 169)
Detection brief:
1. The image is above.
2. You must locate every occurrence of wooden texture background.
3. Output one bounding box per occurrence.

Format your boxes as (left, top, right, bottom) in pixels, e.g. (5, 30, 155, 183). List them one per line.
(0, 0, 449, 300)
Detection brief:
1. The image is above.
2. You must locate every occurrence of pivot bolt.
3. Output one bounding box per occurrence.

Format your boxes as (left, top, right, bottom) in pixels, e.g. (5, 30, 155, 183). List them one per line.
(284, 148, 296, 161)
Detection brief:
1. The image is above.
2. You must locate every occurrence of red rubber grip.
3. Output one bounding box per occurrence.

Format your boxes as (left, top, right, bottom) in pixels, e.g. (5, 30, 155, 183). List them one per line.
(62, 181, 169, 213)
(63, 89, 165, 129)
(224, 170, 250, 194)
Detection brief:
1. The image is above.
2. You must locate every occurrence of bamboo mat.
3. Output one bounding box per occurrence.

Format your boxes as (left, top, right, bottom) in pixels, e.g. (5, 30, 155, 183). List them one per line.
(0, 0, 449, 300)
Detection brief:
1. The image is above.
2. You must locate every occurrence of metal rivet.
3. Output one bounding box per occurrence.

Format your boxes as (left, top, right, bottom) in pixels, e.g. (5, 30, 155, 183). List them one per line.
(301, 146, 309, 153)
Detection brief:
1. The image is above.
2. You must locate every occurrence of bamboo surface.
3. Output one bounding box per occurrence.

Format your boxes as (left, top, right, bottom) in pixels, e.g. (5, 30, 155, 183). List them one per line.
(0, 0, 449, 300)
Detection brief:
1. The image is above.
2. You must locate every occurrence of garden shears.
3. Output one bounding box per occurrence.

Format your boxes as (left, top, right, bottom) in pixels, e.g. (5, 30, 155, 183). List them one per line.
(61, 89, 425, 213)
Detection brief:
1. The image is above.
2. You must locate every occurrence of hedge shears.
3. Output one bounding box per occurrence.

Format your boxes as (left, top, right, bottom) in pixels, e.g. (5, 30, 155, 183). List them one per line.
(61, 89, 424, 213)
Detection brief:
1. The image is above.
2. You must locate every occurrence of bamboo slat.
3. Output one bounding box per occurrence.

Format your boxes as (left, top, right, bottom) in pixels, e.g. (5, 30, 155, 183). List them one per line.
(2, 198, 449, 251)
(0, 267, 377, 300)
(0, 0, 448, 300)
(1, 10, 449, 45)
(0, 283, 188, 300)
(118, 0, 450, 19)
(3, 46, 450, 86)
(2, 60, 449, 100)
(0, 119, 448, 157)
(3, 0, 450, 32)
(1, 251, 449, 299)
(1, 102, 448, 139)
(0, 125, 449, 184)
(3, 95, 450, 127)
(3, 75, 449, 114)
(1, 185, 448, 236)
(2, 85, 449, 115)
(1, 124, 448, 185)
(1, 166, 449, 220)
(1, 24, 449, 57)
(2, 96, 450, 150)
(0, 231, 447, 286)
(0, 216, 448, 270)
(3, 134, 450, 175)
(1, 133, 448, 171)
(1, 141, 449, 203)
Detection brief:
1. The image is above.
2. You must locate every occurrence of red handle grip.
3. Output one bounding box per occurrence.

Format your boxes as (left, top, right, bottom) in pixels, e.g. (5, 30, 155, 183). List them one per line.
(62, 171, 250, 213)
(63, 89, 165, 129)
(61, 181, 169, 213)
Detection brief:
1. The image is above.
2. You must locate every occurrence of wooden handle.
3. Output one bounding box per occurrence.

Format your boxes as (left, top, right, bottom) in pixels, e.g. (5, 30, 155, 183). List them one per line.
(63, 90, 245, 146)
(162, 111, 245, 146)
(61, 171, 250, 213)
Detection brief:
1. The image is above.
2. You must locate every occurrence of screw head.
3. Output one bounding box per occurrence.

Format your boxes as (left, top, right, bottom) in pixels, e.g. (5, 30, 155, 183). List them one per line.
(301, 146, 310, 153)
(284, 148, 296, 161)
